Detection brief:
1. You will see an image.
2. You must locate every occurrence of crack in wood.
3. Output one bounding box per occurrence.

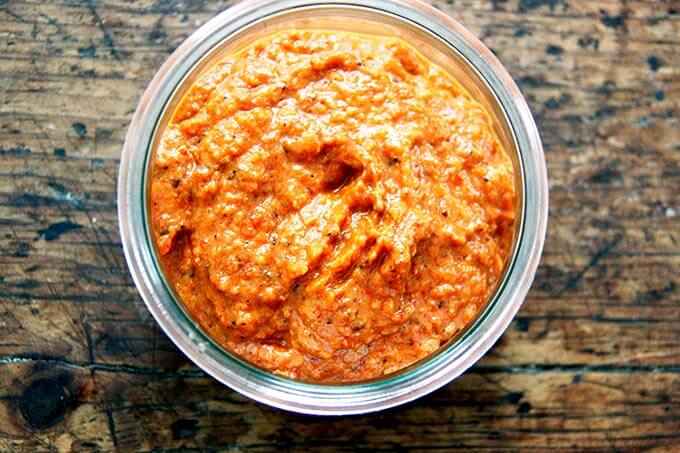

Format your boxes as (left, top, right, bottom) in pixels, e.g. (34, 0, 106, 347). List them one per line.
(1, 355, 679, 376)
(105, 408, 120, 450)
(0, 355, 206, 377)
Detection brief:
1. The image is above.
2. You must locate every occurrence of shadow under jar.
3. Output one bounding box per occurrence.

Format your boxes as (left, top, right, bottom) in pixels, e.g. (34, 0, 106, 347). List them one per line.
(118, 0, 548, 415)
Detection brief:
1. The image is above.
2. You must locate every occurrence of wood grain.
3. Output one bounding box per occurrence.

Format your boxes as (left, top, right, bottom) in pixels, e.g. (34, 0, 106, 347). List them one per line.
(1, 0, 678, 451)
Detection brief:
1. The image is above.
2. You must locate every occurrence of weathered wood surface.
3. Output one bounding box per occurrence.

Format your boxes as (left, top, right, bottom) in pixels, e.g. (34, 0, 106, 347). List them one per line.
(1, 0, 678, 451)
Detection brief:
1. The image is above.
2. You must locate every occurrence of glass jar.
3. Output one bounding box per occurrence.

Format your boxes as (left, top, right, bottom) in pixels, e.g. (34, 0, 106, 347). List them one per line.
(118, 0, 548, 415)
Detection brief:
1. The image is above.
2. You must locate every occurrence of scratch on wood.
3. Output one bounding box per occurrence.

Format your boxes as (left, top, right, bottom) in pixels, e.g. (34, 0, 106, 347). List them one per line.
(85, 0, 121, 61)
(557, 233, 623, 295)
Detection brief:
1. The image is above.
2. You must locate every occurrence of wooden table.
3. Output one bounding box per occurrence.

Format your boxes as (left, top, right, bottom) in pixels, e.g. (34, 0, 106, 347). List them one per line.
(1, 0, 678, 450)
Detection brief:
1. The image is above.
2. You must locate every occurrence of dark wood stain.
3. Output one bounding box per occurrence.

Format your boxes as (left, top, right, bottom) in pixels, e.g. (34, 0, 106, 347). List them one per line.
(37, 222, 84, 241)
(170, 419, 199, 440)
(545, 44, 564, 55)
(71, 122, 87, 138)
(647, 55, 662, 71)
(0, 0, 678, 450)
(601, 12, 626, 28)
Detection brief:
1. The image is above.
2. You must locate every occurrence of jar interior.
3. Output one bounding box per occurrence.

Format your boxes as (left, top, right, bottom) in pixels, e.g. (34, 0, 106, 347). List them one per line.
(144, 5, 524, 384)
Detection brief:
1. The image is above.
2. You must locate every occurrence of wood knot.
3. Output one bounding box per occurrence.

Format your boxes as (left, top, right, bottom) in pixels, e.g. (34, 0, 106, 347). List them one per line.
(19, 377, 73, 429)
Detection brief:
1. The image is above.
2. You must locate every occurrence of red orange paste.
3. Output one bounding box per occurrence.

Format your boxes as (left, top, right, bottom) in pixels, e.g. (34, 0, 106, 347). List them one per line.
(151, 31, 515, 382)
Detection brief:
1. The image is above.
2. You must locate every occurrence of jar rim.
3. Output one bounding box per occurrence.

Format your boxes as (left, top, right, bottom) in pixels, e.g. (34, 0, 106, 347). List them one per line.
(118, 0, 548, 415)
